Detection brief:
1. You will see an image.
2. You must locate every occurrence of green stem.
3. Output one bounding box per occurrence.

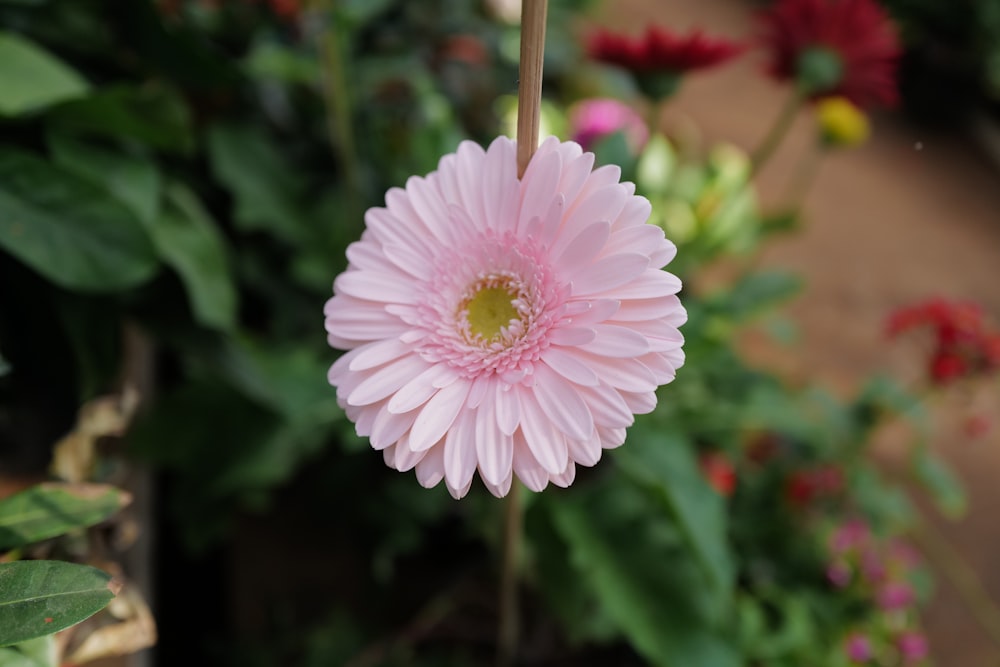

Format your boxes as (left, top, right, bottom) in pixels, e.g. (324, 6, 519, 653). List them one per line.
(750, 91, 804, 173)
(314, 1, 363, 205)
(496, 483, 523, 667)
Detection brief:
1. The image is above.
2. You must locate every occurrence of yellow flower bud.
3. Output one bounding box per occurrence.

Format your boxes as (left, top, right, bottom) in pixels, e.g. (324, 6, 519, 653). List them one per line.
(816, 97, 870, 148)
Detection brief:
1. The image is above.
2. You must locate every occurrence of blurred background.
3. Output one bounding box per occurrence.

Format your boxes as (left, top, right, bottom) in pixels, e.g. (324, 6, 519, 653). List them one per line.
(1, 0, 999, 665)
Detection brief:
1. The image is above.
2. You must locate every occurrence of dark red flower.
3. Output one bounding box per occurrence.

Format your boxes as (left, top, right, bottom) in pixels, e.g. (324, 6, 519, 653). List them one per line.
(699, 452, 737, 496)
(758, 0, 901, 109)
(589, 26, 745, 73)
(588, 27, 744, 99)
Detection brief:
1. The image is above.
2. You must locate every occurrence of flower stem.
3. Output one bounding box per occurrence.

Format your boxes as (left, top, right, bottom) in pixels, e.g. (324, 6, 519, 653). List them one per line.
(497, 483, 523, 667)
(516, 0, 549, 177)
(313, 1, 363, 205)
(751, 91, 803, 172)
(782, 144, 824, 208)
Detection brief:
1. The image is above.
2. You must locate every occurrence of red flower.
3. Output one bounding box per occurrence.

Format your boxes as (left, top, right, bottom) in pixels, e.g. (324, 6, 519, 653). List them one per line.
(588, 27, 744, 99)
(699, 452, 737, 497)
(589, 26, 745, 73)
(786, 465, 844, 506)
(758, 0, 901, 109)
(888, 298, 1000, 385)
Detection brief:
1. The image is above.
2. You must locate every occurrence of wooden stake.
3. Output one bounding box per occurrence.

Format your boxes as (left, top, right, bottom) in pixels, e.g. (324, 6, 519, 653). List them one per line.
(516, 0, 549, 178)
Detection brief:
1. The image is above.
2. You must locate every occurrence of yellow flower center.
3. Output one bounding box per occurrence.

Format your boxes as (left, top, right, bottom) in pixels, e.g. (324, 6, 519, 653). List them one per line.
(465, 286, 519, 340)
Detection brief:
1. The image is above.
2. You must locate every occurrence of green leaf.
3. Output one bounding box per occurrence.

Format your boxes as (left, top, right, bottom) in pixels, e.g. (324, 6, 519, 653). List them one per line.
(206, 123, 306, 244)
(546, 479, 739, 667)
(46, 86, 193, 154)
(0, 561, 116, 647)
(0, 483, 130, 551)
(47, 134, 162, 226)
(0, 149, 158, 291)
(0, 636, 57, 667)
(714, 270, 802, 322)
(152, 184, 237, 331)
(615, 427, 734, 595)
(0, 32, 89, 116)
(912, 447, 967, 518)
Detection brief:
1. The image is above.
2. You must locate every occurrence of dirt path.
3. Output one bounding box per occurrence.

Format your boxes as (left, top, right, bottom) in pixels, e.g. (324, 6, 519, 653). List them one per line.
(594, 0, 1000, 662)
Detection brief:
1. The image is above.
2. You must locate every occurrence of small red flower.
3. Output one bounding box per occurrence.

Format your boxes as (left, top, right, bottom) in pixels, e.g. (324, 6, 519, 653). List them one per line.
(758, 0, 901, 109)
(699, 451, 737, 496)
(888, 298, 1000, 385)
(786, 465, 844, 506)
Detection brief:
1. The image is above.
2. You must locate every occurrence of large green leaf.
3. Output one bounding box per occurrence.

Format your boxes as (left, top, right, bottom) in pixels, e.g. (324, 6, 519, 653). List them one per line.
(546, 479, 740, 667)
(206, 123, 306, 244)
(46, 86, 193, 154)
(0, 636, 56, 667)
(615, 426, 734, 595)
(0, 32, 89, 116)
(0, 149, 158, 291)
(0, 561, 116, 647)
(0, 483, 130, 551)
(48, 133, 161, 226)
(151, 185, 237, 331)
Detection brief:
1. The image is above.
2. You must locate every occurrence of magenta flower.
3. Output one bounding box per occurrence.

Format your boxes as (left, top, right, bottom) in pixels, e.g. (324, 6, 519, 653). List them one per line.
(570, 98, 649, 153)
(845, 632, 873, 662)
(897, 631, 929, 662)
(877, 581, 915, 610)
(325, 136, 686, 498)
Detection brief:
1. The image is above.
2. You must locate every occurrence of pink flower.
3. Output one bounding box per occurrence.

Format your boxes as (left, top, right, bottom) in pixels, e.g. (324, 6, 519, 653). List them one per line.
(897, 631, 929, 662)
(878, 581, 915, 610)
(845, 632, 873, 662)
(325, 136, 686, 498)
(569, 98, 649, 154)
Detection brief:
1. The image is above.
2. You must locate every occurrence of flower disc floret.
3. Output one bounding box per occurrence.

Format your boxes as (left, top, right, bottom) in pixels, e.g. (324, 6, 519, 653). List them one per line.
(325, 136, 686, 498)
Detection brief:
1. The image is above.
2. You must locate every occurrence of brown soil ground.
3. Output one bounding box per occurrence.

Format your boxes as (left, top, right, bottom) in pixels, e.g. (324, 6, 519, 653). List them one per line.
(594, 0, 1000, 664)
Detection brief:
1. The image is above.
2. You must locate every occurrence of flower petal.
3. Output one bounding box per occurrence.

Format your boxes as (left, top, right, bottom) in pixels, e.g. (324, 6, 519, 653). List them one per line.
(410, 379, 471, 452)
(444, 408, 477, 493)
(531, 364, 595, 441)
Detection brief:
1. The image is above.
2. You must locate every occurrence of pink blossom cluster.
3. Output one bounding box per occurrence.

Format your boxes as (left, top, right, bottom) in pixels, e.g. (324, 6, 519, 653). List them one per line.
(827, 520, 929, 664)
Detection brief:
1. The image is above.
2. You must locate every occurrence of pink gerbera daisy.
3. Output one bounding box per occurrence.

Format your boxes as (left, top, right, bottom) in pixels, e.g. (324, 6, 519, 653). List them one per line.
(324, 136, 686, 498)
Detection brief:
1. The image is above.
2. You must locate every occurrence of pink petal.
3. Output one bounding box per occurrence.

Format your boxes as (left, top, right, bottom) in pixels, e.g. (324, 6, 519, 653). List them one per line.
(540, 347, 600, 386)
(580, 324, 651, 358)
(548, 326, 596, 347)
(517, 387, 569, 475)
(495, 386, 521, 436)
(334, 271, 416, 304)
(603, 269, 682, 299)
(443, 408, 477, 493)
(347, 355, 430, 407)
(415, 443, 446, 488)
(394, 434, 427, 472)
(348, 338, 411, 371)
(553, 221, 610, 272)
(574, 354, 657, 392)
(570, 253, 649, 295)
(598, 425, 627, 449)
(531, 364, 594, 441)
(476, 387, 514, 486)
(481, 471, 513, 498)
(370, 403, 418, 450)
(387, 364, 460, 414)
(577, 382, 635, 429)
(519, 151, 562, 233)
(551, 461, 576, 488)
(612, 295, 681, 322)
(512, 433, 549, 492)
(569, 431, 602, 467)
(620, 389, 657, 415)
(409, 379, 471, 452)
(566, 299, 620, 325)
